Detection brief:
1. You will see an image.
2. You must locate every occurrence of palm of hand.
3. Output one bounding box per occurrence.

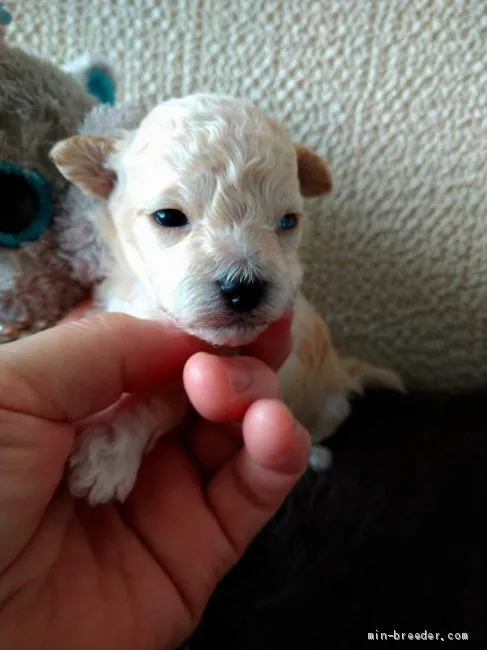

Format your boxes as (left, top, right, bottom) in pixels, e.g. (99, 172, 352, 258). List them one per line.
(1, 422, 244, 650)
(0, 311, 307, 650)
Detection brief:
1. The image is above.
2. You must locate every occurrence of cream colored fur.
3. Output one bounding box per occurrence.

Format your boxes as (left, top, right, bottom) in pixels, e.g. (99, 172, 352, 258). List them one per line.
(51, 93, 401, 505)
(12, 0, 487, 391)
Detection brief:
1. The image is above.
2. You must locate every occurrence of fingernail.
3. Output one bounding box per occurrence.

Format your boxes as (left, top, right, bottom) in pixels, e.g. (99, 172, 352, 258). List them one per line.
(225, 358, 252, 392)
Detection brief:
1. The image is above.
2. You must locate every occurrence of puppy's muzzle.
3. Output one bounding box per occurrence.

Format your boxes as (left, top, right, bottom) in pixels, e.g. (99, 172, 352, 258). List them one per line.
(217, 276, 266, 313)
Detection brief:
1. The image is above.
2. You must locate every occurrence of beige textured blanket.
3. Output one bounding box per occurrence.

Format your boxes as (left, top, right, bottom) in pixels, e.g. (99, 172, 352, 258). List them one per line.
(9, 0, 487, 390)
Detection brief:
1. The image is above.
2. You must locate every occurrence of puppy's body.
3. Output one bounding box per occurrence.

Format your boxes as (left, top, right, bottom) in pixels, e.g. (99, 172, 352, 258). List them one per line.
(52, 94, 401, 505)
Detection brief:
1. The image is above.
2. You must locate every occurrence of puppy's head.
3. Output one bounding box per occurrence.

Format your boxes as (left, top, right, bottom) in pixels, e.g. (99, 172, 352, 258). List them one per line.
(51, 94, 332, 346)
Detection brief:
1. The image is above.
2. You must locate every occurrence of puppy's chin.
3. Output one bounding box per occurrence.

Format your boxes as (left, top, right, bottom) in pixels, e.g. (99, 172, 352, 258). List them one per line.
(186, 323, 268, 347)
(153, 306, 270, 346)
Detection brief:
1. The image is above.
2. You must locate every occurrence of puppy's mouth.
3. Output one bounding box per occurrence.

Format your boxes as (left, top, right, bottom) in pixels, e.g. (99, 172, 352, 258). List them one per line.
(156, 299, 295, 347)
(186, 305, 295, 347)
(161, 311, 285, 346)
(187, 317, 270, 347)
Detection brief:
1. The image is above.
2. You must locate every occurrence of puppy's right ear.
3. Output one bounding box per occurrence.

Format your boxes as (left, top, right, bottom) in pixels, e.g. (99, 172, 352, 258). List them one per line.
(50, 135, 116, 199)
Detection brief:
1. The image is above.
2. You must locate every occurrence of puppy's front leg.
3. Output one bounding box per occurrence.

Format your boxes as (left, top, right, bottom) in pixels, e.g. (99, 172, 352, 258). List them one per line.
(281, 294, 402, 471)
(68, 382, 188, 505)
(280, 294, 356, 472)
(280, 294, 351, 428)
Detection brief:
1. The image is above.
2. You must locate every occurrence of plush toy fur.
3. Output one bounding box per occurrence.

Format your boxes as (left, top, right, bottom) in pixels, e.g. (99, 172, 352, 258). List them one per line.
(0, 31, 117, 341)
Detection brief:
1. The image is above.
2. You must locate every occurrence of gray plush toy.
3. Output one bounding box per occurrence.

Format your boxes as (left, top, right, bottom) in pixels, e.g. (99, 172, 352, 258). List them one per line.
(0, 5, 120, 341)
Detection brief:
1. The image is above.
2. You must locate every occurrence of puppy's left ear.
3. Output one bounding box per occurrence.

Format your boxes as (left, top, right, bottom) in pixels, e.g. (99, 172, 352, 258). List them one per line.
(295, 144, 332, 197)
(50, 135, 117, 199)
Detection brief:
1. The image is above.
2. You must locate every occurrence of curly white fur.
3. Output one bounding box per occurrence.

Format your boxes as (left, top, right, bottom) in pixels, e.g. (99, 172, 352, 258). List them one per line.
(52, 94, 401, 505)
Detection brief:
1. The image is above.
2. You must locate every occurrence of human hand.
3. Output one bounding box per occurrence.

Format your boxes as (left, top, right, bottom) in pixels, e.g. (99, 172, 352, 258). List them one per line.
(0, 307, 310, 650)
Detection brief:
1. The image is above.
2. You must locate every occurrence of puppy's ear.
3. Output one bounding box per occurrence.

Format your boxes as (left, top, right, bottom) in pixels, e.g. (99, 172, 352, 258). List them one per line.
(295, 144, 332, 197)
(50, 135, 116, 199)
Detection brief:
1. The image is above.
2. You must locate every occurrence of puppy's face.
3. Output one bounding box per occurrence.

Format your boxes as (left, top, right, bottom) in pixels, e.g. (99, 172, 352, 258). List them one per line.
(51, 94, 332, 346)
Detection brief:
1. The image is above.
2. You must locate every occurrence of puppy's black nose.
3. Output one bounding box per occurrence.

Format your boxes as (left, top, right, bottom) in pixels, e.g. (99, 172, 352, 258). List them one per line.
(218, 277, 265, 313)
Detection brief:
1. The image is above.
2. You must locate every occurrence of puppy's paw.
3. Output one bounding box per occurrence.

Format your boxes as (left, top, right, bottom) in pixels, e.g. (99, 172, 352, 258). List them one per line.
(68, 424, 143, 505)
(309, 392, 351, 443)
(308, 445, 333, 472)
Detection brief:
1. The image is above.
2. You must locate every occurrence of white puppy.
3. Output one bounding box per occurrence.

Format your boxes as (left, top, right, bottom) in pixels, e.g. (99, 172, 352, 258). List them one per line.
(51, 93, 401, 505)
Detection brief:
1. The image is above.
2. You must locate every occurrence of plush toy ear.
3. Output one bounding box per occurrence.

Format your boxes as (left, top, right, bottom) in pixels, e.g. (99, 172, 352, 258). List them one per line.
(294, 144, 332, 197)
(50, 135, 116, 199)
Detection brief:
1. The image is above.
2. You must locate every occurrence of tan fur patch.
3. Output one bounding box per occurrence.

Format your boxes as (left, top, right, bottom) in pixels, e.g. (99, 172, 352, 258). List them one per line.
(50, 135, 116, 199)
(295, 143, 333, 197)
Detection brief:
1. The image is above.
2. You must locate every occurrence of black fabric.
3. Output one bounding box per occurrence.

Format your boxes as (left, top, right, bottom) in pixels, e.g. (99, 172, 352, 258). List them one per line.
(189, 389, 487, 648)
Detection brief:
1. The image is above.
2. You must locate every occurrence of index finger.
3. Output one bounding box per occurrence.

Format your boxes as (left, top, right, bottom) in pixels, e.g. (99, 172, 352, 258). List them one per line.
(64, 301, 293, 371)
(60, 297, 95, 323)
(242, 310, 293, 370)
(0, 313, 207, 422)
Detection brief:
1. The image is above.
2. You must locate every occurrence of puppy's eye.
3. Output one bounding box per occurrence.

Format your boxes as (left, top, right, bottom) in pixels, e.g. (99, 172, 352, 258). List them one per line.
(276, 213, 298, 231)
(153, 209, 188, 228)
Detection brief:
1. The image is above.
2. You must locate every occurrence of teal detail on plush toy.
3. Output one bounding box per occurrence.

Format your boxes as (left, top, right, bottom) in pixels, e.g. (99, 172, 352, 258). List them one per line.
(87, 66, 116, 105)
(0, 162, 53, 248)
(0, 3, 12, 26)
